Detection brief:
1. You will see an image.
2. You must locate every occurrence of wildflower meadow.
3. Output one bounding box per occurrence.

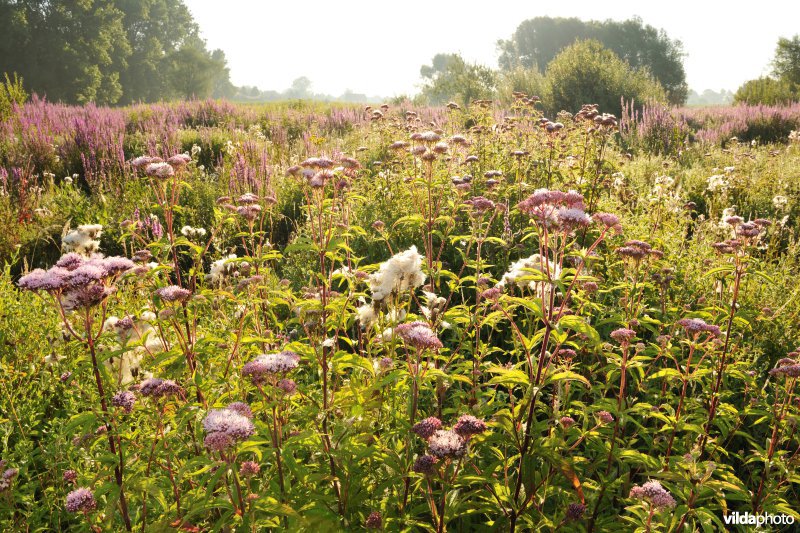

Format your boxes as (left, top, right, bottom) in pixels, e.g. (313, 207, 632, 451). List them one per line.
(1, 94, 800, 532)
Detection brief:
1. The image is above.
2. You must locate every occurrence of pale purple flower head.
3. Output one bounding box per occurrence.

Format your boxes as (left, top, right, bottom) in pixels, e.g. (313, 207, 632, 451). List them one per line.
(226, 402, 253, 419)
(395, 321, 443, 350)
(557, 207, 592, 230)
(428, 430, 467, 458)
(611, 328, 636, 345)
(593, 212, 622, 233)
(237, 204, 262, 221)
(167, 153, 191, 168)
(203, 407, 256, 442)
(66, 487, 96, 513)
(452, 415, 488, 438)
(130, 155, 162, 169)
(156, 285, 191, 303)
(466, 196, 496, 214)
(413, 454, 438, 475)
(629, 480, 676, 509)
(145, 162, 175, 179)
(239, 461, 260, 477)
(238, 192, 259, 205)
(560, 416, 576, 429)
(277, 378, 298, 395)
(112, 390, 136, 413)
(597, 411, 614, 424)
(139, 378, 183, 399)
(204, 431, 234, 452)
(63, 469, 78, 483)
(56, 252, 85, 271)
(676, 318, 721, 338)
(412, 417, 442, 439)
(242, 351, 300, 384)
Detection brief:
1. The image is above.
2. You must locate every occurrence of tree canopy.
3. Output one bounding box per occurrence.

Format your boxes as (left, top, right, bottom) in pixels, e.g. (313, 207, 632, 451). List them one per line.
(734, 35, 800, 105)
(0, 0, 234, 105)
(497, 16, 687, 104)
(419, 53, 497, 106)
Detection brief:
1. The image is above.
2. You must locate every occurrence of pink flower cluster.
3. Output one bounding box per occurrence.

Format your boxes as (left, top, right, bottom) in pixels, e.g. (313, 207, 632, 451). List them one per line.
(18, 253, 134, 311)
(395, 321, 443, 350)
(517, 189, 594, 232)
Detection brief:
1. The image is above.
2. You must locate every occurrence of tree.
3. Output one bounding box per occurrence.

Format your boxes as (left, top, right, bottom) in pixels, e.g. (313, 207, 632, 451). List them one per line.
(0, 0, 232, 104)
(284, 77, 312, 99)
(419, 53, 496, 106)
(733, 36, 800, 106)
(0, 0, 130, 104)
(544, 40, 667, 116)
(772, 35, 800, 87)
(498, 16, 687, 104)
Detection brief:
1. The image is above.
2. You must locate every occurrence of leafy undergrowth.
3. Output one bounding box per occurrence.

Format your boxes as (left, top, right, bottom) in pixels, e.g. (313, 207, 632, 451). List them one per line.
(1, 98, 799, 531)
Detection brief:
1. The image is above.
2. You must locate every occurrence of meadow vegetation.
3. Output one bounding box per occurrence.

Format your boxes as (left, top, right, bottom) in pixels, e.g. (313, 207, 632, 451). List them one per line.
(0, 95, 799, 532)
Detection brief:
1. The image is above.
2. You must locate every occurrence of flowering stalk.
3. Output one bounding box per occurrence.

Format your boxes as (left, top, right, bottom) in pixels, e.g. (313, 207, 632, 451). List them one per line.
(753, 362, 798, 512)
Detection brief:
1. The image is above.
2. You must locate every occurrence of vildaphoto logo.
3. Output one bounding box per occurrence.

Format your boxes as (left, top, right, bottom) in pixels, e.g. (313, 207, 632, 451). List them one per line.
(723, 511, 796, 527)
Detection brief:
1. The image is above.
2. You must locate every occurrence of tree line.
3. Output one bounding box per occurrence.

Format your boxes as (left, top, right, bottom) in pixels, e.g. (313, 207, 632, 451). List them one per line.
(418, 16, 686, 115)
(0, 0, 234, 105)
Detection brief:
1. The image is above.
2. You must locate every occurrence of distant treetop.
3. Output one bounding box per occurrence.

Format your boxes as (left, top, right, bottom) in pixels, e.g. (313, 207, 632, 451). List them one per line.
(497, 16, 688, 105)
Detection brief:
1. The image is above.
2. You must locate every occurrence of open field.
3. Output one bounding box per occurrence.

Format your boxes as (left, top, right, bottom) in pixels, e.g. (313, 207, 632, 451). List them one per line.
(1, 97, 800, 531)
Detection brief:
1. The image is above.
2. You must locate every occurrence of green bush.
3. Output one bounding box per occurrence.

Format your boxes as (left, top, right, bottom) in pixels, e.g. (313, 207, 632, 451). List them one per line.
(0, 72, 27, 121)
(733, 77, 797, 105)
(543, 40, 667, 116)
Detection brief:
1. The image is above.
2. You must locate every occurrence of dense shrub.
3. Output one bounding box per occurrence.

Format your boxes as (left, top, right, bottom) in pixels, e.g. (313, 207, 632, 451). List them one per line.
(543, 40, 667, 116)
(734, 77, 797, 105)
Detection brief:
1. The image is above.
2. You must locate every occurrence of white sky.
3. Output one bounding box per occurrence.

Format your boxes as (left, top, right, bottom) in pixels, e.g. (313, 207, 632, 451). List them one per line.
(185, 0, 800, 98)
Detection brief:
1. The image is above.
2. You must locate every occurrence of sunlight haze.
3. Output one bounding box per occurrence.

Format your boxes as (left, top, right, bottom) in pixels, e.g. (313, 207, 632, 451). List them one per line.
(185, 0, 800, 98)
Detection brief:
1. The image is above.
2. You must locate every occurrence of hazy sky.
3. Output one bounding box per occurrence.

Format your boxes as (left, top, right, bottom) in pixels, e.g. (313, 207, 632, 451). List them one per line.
(185, 0, 800, 97)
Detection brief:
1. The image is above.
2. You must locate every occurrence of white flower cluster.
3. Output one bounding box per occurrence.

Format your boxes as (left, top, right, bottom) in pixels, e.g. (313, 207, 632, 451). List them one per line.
(368, 246, 426, 302)
(497, 254, 561, 298)
(208, 254, 238, 285)
(62, 224, 102, 255)
(102, 311, 162, 385)
(706, 174, 729, 194)
(180, 225, 207, 240)
(773, 195, 789, 211)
